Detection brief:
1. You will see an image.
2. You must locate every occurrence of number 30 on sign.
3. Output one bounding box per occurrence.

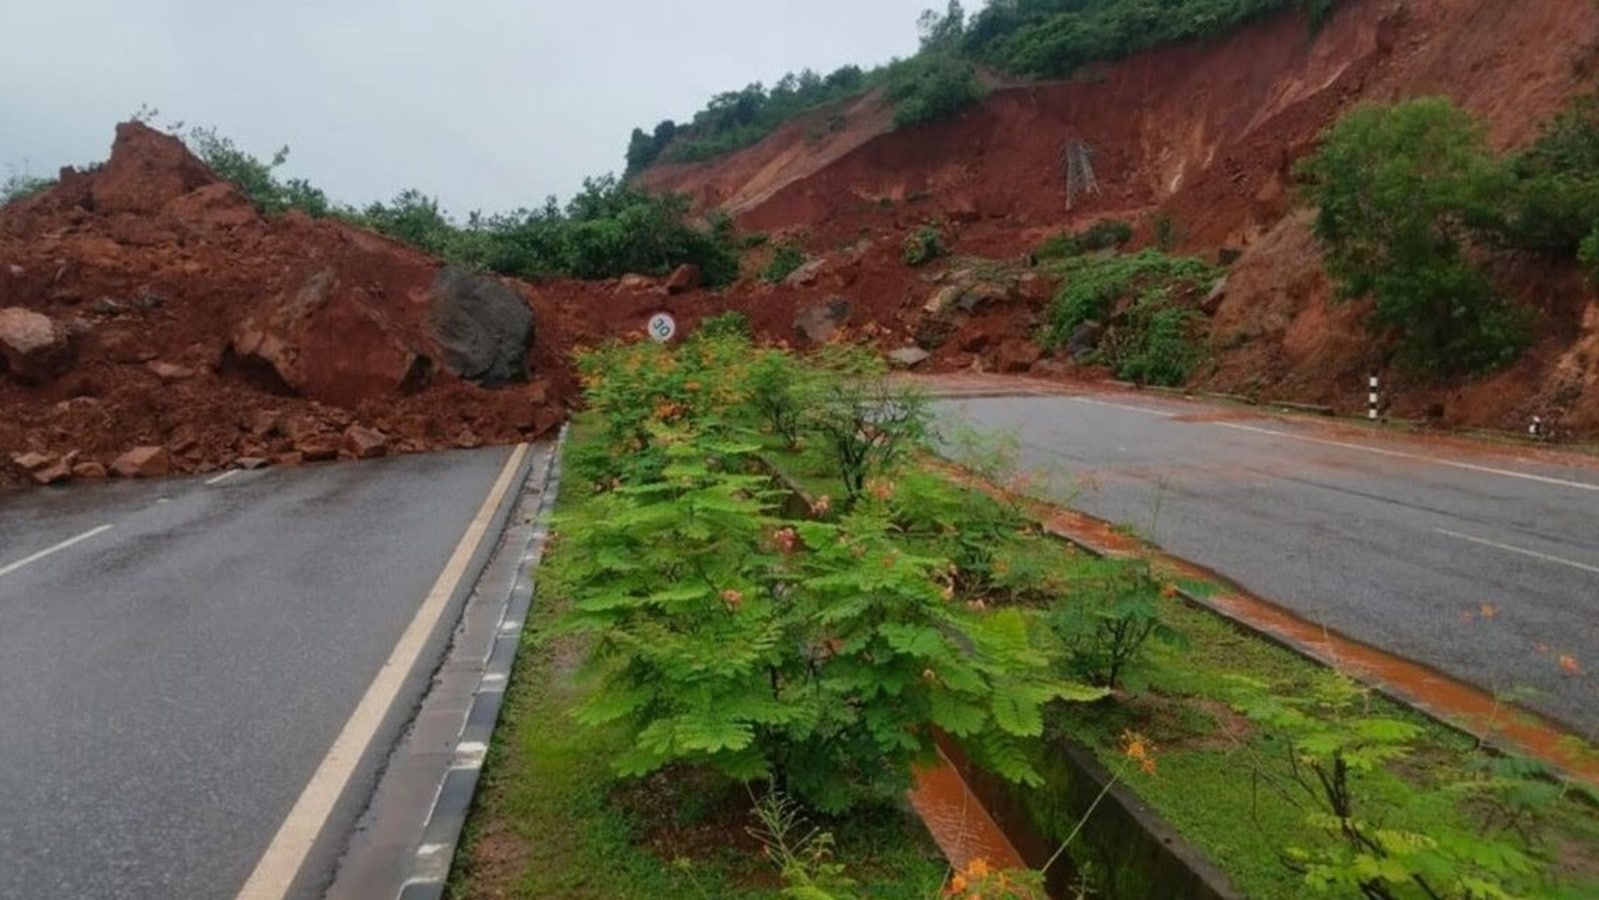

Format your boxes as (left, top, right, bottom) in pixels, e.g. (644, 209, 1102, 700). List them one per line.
(648, 312, 677, 343)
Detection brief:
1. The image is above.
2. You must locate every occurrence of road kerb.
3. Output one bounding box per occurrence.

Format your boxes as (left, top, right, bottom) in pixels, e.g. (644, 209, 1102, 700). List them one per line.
(236, 443, 533, 900)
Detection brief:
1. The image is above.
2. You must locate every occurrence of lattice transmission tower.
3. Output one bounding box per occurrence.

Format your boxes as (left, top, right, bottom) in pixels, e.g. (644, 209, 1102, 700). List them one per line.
(1063, 139, 1101, 210)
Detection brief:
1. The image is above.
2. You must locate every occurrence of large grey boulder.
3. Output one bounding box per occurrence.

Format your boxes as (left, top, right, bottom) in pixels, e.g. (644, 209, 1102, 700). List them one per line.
(428, 268, 534, 387)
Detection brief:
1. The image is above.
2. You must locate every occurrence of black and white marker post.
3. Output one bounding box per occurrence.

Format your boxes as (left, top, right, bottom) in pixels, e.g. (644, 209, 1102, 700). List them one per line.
(1368, 374, 1380, 422)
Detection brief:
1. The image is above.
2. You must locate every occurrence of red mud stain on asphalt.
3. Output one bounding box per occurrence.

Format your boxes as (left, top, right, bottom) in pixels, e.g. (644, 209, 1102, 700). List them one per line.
(941, 459, 1599, 789)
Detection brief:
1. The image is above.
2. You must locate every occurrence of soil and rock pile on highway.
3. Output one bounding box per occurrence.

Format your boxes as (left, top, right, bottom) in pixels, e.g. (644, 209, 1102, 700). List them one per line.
(0, 123, 569, 489)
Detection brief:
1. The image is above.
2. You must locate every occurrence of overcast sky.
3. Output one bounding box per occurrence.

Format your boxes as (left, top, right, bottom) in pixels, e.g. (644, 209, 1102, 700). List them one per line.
(0, 0, 934, 216)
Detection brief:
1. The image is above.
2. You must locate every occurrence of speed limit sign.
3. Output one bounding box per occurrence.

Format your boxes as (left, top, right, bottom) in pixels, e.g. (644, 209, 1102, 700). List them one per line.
(647, 312, 677, 343)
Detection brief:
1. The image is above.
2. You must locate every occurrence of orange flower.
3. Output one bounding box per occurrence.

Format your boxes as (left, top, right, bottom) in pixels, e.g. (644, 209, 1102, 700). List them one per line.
(1160, 583, 1179, 599)
(1480, 602, 1500, 620)
(949, 873, 969, 894)
(1122, 730, 1158, 775)
(967, 859, 991, 880)
(1560, 655, 1583, 677)
(721, 589, 744, 610)
(811, 495, 832, 517)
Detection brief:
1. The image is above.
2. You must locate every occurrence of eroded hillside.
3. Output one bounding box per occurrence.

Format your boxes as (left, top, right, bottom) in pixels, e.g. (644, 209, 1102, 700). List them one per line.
(641, 0, 1599, 433)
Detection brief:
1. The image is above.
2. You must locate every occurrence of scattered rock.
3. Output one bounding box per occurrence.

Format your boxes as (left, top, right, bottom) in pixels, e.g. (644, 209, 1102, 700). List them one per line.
(0, 307, 75, 383)
(92, 298, 126, 316)
(665, 264, 703, 295)
(342, 425, 389, 460)
(110, 446, 171, 478)
(923, 284, 966, 316)
(996, 339, 1044, 374)
(235, 457, 269, 470)
(428, 267, 534, 387)
(946, 196, 981, 224)
(11, 451, 54, 474)
(959, 282, 1012, 312)
(246, 409, 282, 438)
(783, 257, 828, 288)
(31, 460, 73, 485)
(888, 347, 932, 368)
(273, 451, 306, 468)
(146, 360, 197, 383)
(72, 461, 108, 479)
(1067, 322, 1105, 362)
(617, 274, 654, 293)
(1030, 358, 1073, 379)
(1202, 275, 1229, 316)
(296, 435, 340, 463)
(795, 297, 852, 346)
(454, 428, 483, 449)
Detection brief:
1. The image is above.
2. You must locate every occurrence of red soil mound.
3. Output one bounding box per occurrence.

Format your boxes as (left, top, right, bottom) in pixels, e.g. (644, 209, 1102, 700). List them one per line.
(0, 123, 567, 489)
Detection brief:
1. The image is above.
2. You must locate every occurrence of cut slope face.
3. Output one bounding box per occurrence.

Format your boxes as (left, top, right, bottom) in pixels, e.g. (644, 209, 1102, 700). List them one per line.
(0, 123, 567, 488)
(634, 0, 1599, 433)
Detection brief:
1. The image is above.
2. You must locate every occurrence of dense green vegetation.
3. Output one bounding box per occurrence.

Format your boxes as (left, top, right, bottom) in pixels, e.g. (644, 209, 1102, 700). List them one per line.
(961, 0, 1340, 78)
(183, 128, 742, 286)
(1039, 249, 1220, 386)
(1301, 96, 1599, 375)
(625, 0, 1343, 171)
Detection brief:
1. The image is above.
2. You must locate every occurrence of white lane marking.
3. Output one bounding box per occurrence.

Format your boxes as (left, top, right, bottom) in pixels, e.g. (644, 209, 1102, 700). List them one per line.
(1215, 422, 1599, 493)
(235, 444, 531, 900)
(0, 525, 113, 578)
(1070, 396, 1177, 417)
(206, 470, 242, 486)
(1437, 529, 1599, 576)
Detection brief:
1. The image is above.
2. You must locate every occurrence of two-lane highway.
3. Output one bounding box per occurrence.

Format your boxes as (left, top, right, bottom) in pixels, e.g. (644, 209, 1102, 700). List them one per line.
(932, 387, 1599, 736)
(0, 446, 536, 899)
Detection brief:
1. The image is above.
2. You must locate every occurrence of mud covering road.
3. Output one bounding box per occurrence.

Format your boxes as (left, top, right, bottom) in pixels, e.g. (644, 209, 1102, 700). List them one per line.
(932, 389, 1599, 736)
(0, 447, 536, 899)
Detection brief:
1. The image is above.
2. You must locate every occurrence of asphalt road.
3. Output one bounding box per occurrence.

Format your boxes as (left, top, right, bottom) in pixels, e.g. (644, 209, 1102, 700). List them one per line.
(0, 447, 525, 900)
(932, 391, 1599, 735)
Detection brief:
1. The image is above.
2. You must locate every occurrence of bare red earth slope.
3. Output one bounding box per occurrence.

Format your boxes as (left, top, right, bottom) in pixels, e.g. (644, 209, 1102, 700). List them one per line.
(641, 0, 1599, 434)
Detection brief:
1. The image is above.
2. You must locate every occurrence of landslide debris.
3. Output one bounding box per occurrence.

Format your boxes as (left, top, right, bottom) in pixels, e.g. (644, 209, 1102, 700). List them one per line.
(0, 122, 564, 489)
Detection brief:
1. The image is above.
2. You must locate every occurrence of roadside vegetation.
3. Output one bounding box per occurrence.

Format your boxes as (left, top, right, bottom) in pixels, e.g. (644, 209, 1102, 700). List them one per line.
(452, 331, 1599, 899)
(177, 126, 742, 286)
(624, 0, 1345, 172)
(1038, 249, 1220, 387)
(1302, 95, 1599, 375)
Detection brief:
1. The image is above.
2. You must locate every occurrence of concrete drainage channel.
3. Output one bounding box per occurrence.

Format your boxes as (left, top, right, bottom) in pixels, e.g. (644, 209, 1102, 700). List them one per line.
(326, 427, 567, 900)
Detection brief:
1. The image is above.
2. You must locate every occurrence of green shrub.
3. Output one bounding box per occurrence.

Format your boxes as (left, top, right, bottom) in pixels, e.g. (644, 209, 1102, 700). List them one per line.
(0, 170, 54, 206)
(1040, 250, 1217, 350)
(902, 225, 949, 267)
(561, 339, 1104, 813)
(1048, 558, 1181, 691)
(697, 311, 752, 341)
(762, 240, 808, 283)
(1036, 219, 1134, 260)
(1106, 291, 1207, 386)
(1502, 98, 1599, 255)
(1300, 98, 1530, 374)
(885, 54, 985, 128)
(184, 127, 331, 217)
